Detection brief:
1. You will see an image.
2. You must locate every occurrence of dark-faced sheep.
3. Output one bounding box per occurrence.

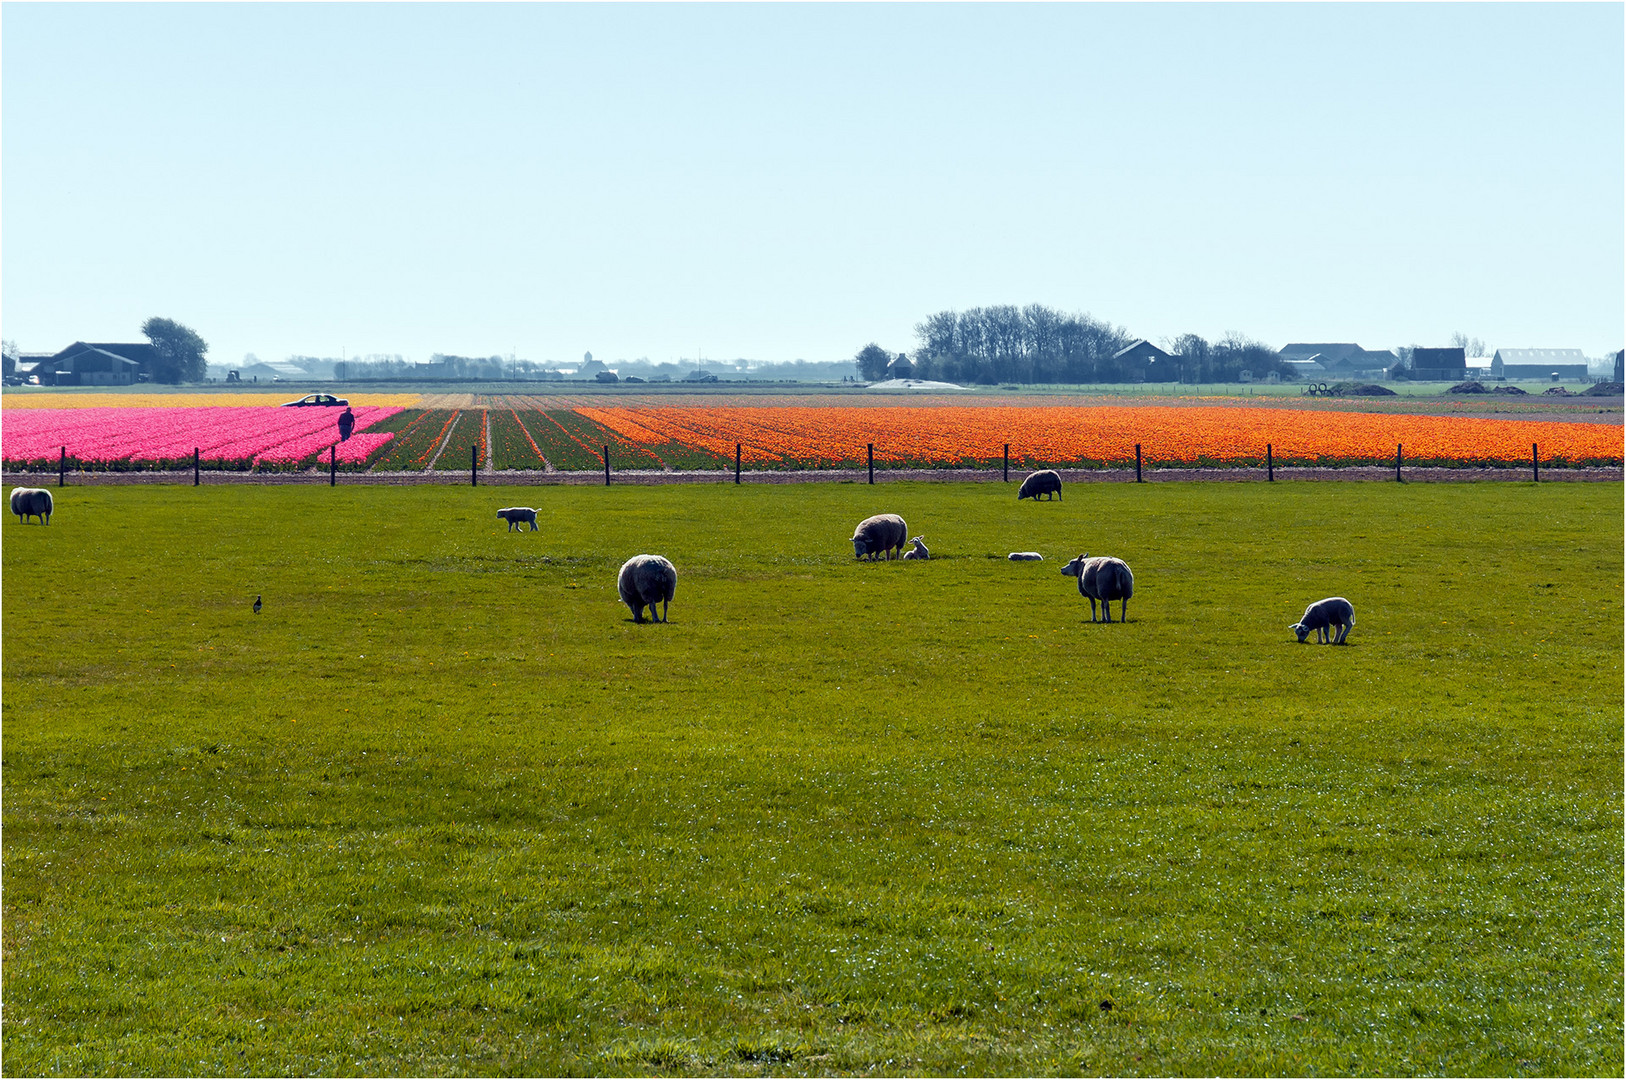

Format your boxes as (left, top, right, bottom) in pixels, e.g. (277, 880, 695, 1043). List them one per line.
(1060, 554, 1134, 623)
(851, 513, 907, 561)
(496, 507, 539, 532)
(900, 536, 929, 560)
(1017, 470, 1062, 501)
(10, 487, 53, 525)
(1291, 597, 1354, 644)
(618, 554, 677, 623)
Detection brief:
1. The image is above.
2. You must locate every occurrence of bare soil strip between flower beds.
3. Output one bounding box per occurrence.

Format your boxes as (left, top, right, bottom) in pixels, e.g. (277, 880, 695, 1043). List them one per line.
(10, 466, 1620, 486)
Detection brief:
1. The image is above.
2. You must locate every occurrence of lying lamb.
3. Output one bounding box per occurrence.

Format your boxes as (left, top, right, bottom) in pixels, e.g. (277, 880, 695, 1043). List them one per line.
(851, 513, 908, 561)
(1060, 554, 1134, 623)
(496, 506, 539, 532)
(1291, 597, 1354, 644)
(1007, 552, 1044, 561)
(900, 536, 930, 560)
(1017, 469, 1063, 501)
(10, 487, 53, 525)
(618, 554, 677, 624)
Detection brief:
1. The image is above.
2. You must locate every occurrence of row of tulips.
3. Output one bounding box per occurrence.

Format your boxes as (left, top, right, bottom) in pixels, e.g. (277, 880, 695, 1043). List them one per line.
(573, 405, 1623, 468)
(0, 406, 403, 470)
(3, 403, 1618, 472)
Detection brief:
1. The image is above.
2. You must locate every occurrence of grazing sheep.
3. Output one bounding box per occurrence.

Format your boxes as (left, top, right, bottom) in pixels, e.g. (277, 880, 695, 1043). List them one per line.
(496, 506, 539, 532)
(1007, 552, 1044, 561)
(618, 554, 677, 624)
(1017, 469, 1063, 501)
(900, 536, 930, 560)
(851, 513, 908, 561)
(1060, 554, 1134, 623)
(1290, 597, 1354, 644)
(10, 487, 53, 525)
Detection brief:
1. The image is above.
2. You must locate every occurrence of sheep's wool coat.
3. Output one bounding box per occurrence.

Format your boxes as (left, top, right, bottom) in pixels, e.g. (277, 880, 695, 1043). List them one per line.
(852, 514, 908, 560)
(10, 487, 52, 523)
(619, 554, 677, 622)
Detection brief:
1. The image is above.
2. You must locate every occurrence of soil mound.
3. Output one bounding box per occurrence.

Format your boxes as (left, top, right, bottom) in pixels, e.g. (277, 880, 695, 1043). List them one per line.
(1583, 381, 1624, 397)
(1448, 381, 1489, 394)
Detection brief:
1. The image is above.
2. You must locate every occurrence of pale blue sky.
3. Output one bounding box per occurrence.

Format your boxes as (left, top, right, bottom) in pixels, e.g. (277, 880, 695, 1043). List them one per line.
(3, 2, 1622, 368)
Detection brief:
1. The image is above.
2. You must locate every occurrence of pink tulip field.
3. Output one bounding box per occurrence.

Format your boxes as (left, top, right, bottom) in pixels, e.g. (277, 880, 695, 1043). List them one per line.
(0, 406, 405, 470)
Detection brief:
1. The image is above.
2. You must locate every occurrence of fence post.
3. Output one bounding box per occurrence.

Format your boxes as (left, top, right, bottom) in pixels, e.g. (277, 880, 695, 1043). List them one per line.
(1003, 443, 1010, 482)
(331, 445, 338, 486)
(868, 443, 874, 484)
(470, 443, 478, 487)
(1396, 443, 1403, 482)
(1135, 444, 1143, 483)
(735, 443, 742, 485)
(603, 445, 611, 486)
(1266, 443, 1273, 482)
(195, 447, 201, 487)
(1532, 442, 1539, 483)
(59, 446, 66, 488)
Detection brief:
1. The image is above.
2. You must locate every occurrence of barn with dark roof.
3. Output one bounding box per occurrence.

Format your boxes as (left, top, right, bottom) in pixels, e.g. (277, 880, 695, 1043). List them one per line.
(31, 342, 159, 386)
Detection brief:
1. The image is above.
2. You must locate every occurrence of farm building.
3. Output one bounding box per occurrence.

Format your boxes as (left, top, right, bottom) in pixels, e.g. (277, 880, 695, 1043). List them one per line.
(27, 342, 159, 386)
(1114, 339, 1174, 381)
(885, 353, 915, 379)
(1615, 350, 1623, 383)
(237, 359, 312, 383)
(1492, 348, 1589, 380)
(1281, 357, 1328, 378)
(1279, 343, 1396, 377)
(1411, 347, 1467, 381)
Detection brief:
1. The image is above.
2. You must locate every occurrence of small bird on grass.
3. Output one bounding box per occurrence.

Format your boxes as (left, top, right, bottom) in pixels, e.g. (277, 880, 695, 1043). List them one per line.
(253, 594, 262, 614)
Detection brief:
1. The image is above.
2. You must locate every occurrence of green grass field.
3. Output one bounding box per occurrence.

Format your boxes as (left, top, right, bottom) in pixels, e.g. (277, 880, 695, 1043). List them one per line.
(3, 480, 1621, 1076)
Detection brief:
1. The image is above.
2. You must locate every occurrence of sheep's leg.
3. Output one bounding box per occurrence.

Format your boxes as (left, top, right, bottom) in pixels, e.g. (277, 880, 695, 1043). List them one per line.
(1120, 598, 1128, 623)
(1102, 600, 1113, 624)
(661, 599, 669, 623)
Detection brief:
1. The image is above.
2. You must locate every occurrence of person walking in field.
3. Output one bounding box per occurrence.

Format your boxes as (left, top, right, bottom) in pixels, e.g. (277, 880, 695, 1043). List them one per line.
(337, 407, 355, 442)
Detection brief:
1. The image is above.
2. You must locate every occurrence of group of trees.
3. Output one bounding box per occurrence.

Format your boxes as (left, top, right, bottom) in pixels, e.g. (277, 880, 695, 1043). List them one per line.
(142, 317, 209, 383)
(904, 304, 1135, 384)
(1158, 333, 1292, 383)
(855, 304, 1289, 385)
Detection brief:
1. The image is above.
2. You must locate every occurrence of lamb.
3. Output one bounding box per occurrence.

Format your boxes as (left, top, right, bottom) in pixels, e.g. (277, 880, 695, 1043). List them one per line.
(1007, 552, 1044, 561)
(900, 536, 930, 560)
(1017, 469, 1063, 501)
(1290, 597, 1354, 644)
(618, 554, 677, 624)
(496, 506, 539, 532)
(851, 513, 908, 560)
(10, 487, 53, 525)
(1060, 554, 1134, 623)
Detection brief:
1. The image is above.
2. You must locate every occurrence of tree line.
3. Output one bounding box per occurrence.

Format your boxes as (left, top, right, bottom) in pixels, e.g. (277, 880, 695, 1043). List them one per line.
(855, 304, 1289, 384)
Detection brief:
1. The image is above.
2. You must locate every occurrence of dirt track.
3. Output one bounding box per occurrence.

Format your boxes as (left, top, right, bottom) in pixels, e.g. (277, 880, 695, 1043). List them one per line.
(8, 465, 1621, 487)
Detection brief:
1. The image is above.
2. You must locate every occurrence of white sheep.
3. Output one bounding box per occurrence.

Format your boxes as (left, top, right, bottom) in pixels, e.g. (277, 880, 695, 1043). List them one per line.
(618, 554, 677, 624)
(1007, 552, 1044, 561)
(496, 507, 539, 532)
(1017, 469, 1063, 501)
(10, 487, 53, 525)
(1060, 554, 1134, 623)
(1291, 597, 1354, 644)
(851, 513, 907, 561)
(900, 536, 929, 560)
